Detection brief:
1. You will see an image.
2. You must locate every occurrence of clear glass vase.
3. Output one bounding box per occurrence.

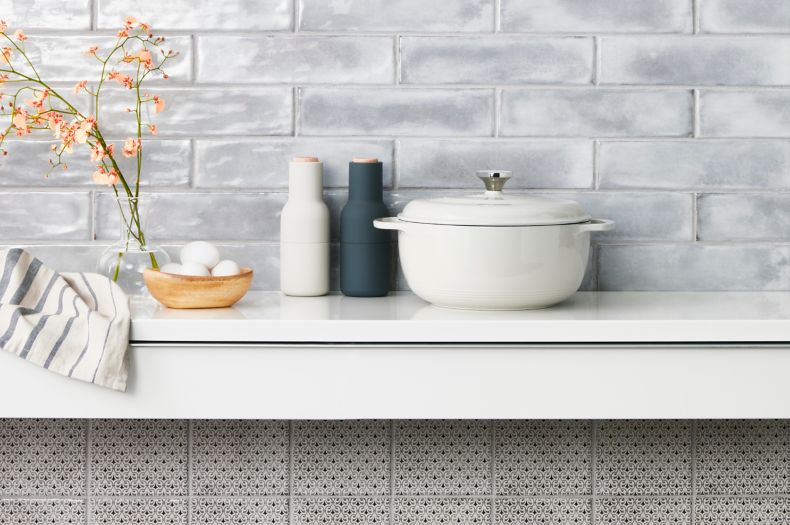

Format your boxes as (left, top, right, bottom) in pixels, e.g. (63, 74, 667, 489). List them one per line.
(97, 195, 170, 295)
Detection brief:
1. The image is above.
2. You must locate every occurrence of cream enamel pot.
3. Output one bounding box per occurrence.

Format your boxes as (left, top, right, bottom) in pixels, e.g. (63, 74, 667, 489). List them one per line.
(374, 171, 614, 310)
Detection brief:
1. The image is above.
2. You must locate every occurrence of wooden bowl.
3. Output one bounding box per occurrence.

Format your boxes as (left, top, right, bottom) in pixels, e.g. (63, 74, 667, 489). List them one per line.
(143, 267, 253, 309)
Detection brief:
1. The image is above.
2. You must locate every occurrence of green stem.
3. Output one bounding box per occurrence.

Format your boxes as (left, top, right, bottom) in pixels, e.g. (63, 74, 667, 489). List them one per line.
(112, 251, 122, 282)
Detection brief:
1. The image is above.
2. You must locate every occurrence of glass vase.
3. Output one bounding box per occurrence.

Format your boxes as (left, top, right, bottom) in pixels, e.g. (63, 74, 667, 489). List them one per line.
(97, 195, 170, 295)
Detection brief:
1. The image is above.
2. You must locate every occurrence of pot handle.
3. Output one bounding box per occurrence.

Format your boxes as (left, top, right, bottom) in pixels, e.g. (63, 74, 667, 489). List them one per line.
(373, 217, 409, 231)
(577, 219, 615, 233)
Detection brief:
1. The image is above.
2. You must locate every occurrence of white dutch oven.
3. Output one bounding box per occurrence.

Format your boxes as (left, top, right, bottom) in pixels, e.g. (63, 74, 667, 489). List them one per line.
(374, 171, 614, 310)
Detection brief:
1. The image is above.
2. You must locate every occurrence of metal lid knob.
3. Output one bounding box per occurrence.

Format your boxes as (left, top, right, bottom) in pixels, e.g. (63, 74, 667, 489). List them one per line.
(476, 170, 512, 192)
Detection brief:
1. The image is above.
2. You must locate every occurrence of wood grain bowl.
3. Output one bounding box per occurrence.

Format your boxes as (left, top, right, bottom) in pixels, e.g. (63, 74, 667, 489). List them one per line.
(143, 267, 253, 309)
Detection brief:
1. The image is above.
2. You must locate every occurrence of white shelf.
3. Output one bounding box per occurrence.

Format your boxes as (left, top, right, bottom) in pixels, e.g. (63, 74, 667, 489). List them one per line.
(3, 291, 790, 419)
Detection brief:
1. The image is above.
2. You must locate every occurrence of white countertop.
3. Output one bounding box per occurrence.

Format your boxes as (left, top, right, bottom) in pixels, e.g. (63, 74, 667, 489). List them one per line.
(130, 291, 790, 344)
(6, 291, 790, 419)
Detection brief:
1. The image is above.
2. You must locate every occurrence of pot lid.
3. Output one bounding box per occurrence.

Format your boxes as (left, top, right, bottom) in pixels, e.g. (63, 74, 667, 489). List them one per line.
(398, 170, 591, 226)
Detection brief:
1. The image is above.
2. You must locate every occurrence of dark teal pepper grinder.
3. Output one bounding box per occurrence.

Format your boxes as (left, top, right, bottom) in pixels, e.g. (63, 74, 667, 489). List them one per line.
(340, 158, 391, 297)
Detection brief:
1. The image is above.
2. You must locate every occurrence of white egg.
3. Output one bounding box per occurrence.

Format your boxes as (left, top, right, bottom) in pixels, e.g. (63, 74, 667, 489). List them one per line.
(180, 241, 220, 269)
(159, 262, 182, 275)
(177, 261, 210, 276)
(211, 259, 241, 277)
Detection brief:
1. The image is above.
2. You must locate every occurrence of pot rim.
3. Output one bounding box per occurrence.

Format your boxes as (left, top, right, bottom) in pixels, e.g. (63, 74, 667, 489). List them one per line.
(395, 213, 591, 227)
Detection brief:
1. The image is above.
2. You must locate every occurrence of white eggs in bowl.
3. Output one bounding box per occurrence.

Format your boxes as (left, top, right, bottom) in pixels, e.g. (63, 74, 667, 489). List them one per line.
(178, 261, 211, 276)
(144, 241, 253, 309)
(212, 259, 241, 277)
(180, 241, 220, 269)
(158, 241, 244, 277)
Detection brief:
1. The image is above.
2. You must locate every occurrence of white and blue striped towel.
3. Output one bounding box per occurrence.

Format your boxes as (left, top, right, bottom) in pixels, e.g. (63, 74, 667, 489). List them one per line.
(0, 248, 130, 391)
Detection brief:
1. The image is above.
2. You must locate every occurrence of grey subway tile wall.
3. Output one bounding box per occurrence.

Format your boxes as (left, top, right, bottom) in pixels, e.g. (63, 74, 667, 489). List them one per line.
(20, 35, 193, 82)
(297, 0, 495, 32)
(500, 89, 694, 137)
(0, 419, 787, 524)
(599, 37, 790, 86)
(500, 0, 693, 33)
(0, 5, 787, 525)
(0, 0, 788, 290)
(699, 0, 790, 34)
(399, 37, 594, 85)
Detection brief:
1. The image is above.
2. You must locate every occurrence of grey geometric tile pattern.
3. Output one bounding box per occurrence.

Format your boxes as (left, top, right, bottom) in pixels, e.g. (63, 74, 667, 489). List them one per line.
(1, 419, 789, 523)
(495, 498, 591, 525)
(88, 498, 188, 525)
(694, 497, 790, 524)
(594, 498, 691, 525)
(595, 421, 692, 496)
(395, 420, 491, 496)
(89, 420, 188, 496)
(0, 499, 85, 525)
(0, 419, 85, 496)
(292, 497, 390, 525)
(695, 420, 790, 495)
(191, 498, 289, 525)
(495, 420, 591, 496)
(292, 420, 390, 495)
(192, 420, 289, 496)
(393, 498, 490, 525)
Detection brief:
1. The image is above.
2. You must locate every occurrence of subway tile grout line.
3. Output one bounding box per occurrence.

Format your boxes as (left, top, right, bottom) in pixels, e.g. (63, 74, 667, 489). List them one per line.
(493, 88, 502, 137)
(590, 420, 597, 524)
(490, 420, 496, 525)
(389, 420, 395, 525)
(692, 89, 701, 137)
(592, 140, 600, 189)
(186, 420, 193, 525)
(293, 87, 300, 137)
(692, 193, 699, 241)
(589, 244, 600, 291)
(189, 138, 197, 189)
(7, 493, 790, 502)
(592, 36, 600, 86)
(190, 34, 198, 84)
(392, 139, 400, 190)
(395, 35, 402, 85)
(288, 420, 295, 525)
(690, 419, 697, 525)
(26, 28, 790, 37)
(693, 0, 700, 35)
(88, 191, 95, 241)
(89, 0, 97, 31)
(84, 419, 91, 525)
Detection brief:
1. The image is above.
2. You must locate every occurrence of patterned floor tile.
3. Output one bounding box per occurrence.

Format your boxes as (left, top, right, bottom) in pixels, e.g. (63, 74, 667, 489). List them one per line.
(0, 419, 86, 496)
(0, 498, 84, 525)
(595, 421, 692, 496)
(89, 498, 187, 525)
(191, 497, 289, 525)
(696, 420, 789, 495)
(395, 420, 491, 496)
(292, 497, 390, 525)
(495, 498, 590, 525)
(694, 497, 790, 525)
(595, 498, 690, 525)
(394, 497, 490, 524)
(495, 420, 591, 496)
(89, 420, 188, 496)
(292, 421, 390, 496)
(192, 420, 289, 496)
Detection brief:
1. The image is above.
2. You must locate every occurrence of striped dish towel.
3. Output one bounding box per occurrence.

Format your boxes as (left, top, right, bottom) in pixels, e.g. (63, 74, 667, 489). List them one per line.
(0, 248, 130, 391)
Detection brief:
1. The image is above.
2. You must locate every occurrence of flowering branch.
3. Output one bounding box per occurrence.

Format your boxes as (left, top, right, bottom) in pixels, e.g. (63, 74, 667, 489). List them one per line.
(0, 17, 178, 276)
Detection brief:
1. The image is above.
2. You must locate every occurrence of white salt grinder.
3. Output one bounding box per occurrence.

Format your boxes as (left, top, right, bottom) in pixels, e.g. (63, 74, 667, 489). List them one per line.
(280, 156, 330, 296)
